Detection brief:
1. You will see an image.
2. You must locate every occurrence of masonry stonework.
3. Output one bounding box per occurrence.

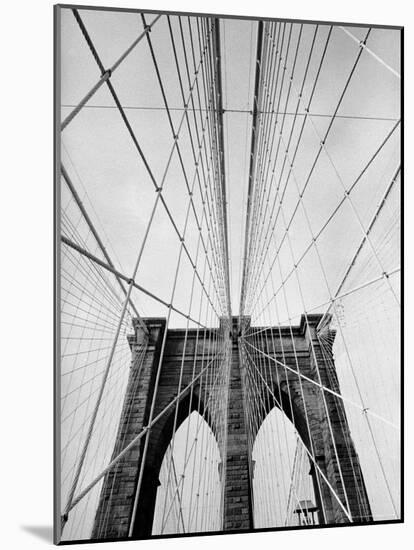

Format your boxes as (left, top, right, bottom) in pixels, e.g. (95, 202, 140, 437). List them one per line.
(92, 314, 371, 539)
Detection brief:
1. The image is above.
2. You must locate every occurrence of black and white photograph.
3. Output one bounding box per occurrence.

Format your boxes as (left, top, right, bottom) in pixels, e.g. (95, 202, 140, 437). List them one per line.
(54, 3, 401, 545)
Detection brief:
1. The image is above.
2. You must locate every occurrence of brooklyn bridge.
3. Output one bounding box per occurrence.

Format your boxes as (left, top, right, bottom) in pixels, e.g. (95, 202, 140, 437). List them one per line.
(56, 6, 401, 543)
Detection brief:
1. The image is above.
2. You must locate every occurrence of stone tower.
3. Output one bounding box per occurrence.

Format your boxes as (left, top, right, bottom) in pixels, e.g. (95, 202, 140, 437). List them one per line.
(92, 314, 371, 539)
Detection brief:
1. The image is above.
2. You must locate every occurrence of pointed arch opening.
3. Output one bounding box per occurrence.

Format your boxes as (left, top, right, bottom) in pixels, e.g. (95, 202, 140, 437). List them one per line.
(252, 407, 318, 529)
(152, 411, 223, 535)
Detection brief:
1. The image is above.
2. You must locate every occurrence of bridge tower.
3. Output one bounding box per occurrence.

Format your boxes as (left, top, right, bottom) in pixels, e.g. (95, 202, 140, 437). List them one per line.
(92, 314, 371, 539)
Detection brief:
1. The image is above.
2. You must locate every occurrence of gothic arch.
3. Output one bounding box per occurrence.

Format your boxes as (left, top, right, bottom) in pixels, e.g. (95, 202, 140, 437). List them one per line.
(152, 409, 222, 535)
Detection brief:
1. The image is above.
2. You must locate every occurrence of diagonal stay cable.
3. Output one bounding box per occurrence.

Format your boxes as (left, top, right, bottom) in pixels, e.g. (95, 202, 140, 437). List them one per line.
(248, 265, 400, 338)
(241, 337, 398, 430)
(339, 26, 400, 79)
(61, 11, 162, 130)
(61, 235, 215, 331)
